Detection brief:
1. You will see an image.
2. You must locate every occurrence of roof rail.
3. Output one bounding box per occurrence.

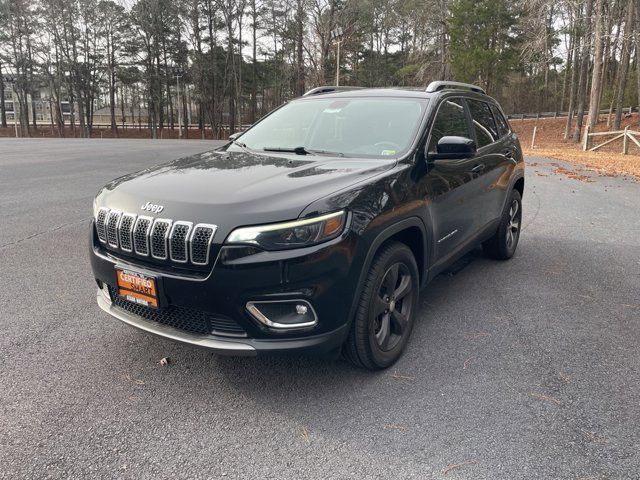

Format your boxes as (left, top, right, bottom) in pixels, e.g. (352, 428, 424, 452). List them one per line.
(303, 86, 365, 96)
(425, 81, 486, 95)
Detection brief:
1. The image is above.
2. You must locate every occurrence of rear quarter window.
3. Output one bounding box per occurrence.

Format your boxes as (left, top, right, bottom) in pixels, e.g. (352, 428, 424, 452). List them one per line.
(468, 99, 499, 148)
(489, 104, 511, 138)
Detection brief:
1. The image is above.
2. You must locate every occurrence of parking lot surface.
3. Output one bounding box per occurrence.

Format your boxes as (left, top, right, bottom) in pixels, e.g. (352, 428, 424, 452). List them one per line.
(1, 138, 639, 479)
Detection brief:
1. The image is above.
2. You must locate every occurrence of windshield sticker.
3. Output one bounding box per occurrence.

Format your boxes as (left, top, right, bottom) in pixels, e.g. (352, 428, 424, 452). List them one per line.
(381, 150, 396, 156)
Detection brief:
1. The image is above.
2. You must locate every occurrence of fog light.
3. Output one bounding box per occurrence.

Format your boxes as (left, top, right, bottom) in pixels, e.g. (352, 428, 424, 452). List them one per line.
(246, 300, 318, 329)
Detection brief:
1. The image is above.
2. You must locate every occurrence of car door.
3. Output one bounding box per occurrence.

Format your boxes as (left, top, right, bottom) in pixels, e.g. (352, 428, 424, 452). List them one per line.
(466, 99, 509, 227)
(422, 97, 486, 262)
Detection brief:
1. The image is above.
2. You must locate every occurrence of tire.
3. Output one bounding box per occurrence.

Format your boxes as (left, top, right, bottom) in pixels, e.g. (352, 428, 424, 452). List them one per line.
(343, 241, 420, 370)
(483, 189, 522, 260)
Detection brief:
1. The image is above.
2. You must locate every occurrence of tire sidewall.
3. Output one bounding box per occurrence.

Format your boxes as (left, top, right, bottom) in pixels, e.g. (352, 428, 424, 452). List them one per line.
(364, 245, 419, 368)
(502, 189, 522, 258)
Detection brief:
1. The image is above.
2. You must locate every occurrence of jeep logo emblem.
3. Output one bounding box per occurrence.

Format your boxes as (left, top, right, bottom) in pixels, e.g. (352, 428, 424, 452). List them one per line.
(141, 201, 164, 214)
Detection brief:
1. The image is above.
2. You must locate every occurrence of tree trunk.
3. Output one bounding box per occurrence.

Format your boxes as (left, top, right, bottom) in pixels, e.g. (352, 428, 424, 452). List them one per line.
(296, 0, 305, 96)
(587, 0, 605, 129)
(613, 0, 635, 129)
(561, 19, 574, 112)
(564, 29, 579, 139)
(637, 34, 640, 126)
(0, 62, 6, 128)
(573, 0, 594, 143)
(251, 0, 257, 123)
(108, 32, 117, 133)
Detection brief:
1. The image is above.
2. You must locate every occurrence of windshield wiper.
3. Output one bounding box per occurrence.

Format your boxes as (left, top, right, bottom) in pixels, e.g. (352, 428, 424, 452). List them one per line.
(263, 146, 315, 155)
(307, 148, 346, 157)
(230, 139, 250, 151)
(263, 146, 345, 157)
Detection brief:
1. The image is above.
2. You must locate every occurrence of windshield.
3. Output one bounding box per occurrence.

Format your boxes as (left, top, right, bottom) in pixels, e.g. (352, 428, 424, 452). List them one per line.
(231, 96, 428, 158)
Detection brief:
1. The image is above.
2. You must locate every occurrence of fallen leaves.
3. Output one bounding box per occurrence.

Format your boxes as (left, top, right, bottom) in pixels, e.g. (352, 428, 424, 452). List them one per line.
(530, 392, 562, 405)
(383, 424, 406, 431)
(553, 166, 594, 183)
(558, 372, 570, 383)
(463, 331, 491, 340)
(301, 427, 310, 444)
(123, 373, 145, 385)
(159, 357, 170, 366)
(391, 372, 415, 381)
(580, 429, 608, 445)
(442, 459, 477, 476)
(512, 114, 640, 179)
(463, 357, 473, 370)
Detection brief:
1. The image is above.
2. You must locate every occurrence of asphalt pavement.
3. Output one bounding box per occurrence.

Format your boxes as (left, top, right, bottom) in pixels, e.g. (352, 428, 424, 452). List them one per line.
(1, 138, 639, 479)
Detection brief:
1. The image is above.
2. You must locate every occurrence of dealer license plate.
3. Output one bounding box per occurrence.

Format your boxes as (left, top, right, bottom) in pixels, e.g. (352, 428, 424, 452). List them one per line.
(115, 268, 158, 308)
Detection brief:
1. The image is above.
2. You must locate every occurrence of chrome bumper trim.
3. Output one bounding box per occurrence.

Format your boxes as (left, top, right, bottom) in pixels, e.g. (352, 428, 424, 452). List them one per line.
(96, 288, 256, 356)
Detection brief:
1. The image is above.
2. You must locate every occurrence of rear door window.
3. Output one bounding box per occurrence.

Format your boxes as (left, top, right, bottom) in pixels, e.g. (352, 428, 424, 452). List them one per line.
(427, 98, 471, 153)
(468, 100, 498, 148)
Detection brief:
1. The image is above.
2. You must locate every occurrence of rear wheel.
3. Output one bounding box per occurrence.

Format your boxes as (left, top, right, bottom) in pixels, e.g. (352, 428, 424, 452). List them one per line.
(344, 242, 419, 370)
(483, 189, 522, 260)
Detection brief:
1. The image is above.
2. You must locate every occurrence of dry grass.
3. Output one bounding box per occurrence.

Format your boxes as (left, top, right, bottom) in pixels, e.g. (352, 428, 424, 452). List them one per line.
(512, 113, 640, 179)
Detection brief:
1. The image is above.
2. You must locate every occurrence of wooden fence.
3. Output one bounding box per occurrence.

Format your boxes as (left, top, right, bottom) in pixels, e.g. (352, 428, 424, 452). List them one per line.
(582, 125, 640, 154)
(507, 106, 637, 121)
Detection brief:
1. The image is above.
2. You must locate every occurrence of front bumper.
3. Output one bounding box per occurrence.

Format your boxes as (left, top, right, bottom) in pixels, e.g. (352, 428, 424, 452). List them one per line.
(91, 222, 364, 356)
(97, 285, 349, 355)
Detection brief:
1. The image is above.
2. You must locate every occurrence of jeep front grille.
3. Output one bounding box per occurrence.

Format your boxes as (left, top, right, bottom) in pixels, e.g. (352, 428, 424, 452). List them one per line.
(96, 208, 217, 266)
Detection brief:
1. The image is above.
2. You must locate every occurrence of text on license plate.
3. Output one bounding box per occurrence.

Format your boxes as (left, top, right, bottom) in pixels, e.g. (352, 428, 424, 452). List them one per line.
(116, 268, 158, 308)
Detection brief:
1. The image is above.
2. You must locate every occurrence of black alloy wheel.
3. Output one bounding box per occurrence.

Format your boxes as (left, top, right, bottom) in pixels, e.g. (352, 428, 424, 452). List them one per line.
(344, 241, 419, 370)
(483, 188, 523, 260)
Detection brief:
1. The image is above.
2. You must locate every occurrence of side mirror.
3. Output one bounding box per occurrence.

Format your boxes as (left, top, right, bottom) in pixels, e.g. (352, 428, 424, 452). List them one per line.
(428, 136, 476, 161)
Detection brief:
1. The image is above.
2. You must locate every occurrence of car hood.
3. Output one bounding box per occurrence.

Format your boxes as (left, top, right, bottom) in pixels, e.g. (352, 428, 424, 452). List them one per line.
(96, 149, 396, 232)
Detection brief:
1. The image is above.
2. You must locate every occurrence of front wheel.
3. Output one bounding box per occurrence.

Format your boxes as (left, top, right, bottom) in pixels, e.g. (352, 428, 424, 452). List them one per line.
(343, 242, 419, 370)
(483, 189, 522, 260)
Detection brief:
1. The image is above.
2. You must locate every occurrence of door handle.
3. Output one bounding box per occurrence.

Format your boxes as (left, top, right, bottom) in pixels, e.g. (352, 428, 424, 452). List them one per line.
(470, 163, 485, 174)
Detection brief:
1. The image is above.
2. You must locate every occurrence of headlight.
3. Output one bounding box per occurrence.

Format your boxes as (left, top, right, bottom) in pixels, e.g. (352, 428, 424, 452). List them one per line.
(226, 211, 347, 250)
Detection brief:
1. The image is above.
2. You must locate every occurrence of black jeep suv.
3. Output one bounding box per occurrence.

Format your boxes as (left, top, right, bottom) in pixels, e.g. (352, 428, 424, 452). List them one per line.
(90, 81, 524, 369)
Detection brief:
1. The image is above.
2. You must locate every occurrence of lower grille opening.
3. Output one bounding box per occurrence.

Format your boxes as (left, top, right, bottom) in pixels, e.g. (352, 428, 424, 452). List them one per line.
(107, 285, 246, 338)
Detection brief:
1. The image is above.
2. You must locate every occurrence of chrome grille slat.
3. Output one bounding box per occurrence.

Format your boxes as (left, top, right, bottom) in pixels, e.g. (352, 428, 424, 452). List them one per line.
(106, 210, 122, 248)
(190, 224, 217, 265)
(96, 208, 109, 243)
(95, 209, 217, 266)
(133, 216, 153, 256)
(169, 221, 192, 263)
(118, 213, 136, 252)
(150, 219, 172, 260)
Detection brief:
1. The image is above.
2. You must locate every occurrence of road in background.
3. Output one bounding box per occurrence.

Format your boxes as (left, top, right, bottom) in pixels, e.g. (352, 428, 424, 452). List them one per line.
(1, 139, 639, 479)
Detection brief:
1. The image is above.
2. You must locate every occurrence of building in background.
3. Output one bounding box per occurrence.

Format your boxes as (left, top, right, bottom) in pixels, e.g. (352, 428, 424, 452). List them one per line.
(1, 74, 73, 125)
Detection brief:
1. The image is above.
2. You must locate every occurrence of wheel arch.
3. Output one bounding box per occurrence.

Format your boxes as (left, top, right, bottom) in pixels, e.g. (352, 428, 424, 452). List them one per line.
(346, 217, 430, 328)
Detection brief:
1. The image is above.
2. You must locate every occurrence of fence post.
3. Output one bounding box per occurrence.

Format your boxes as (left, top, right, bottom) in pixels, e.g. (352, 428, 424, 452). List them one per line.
(531, 126, 537, 149)
(623, 126, 629, 154)
(582, 125, 590, 151)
